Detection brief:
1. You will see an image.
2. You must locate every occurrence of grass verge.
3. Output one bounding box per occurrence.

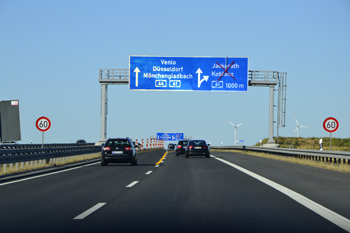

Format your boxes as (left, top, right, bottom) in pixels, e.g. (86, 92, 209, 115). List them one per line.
(212, 149, 350, 173)
(0, 153, 101, 176)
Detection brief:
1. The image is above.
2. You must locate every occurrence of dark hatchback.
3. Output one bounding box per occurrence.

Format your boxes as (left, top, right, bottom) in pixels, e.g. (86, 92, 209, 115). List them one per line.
(101, 138, 137, 166)
(185, 140, 210, 158)
(168, 143, 175, 150)
(176, 140, 189, 156)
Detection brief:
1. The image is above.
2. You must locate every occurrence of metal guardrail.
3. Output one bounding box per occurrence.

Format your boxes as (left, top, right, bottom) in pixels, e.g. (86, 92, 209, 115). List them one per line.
(0, 143, 96, 150)
(211, 146, 350, 162)
(0, 144, 102, 165)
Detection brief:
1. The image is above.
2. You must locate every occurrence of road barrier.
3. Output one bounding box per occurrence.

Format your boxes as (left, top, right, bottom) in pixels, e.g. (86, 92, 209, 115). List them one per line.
(0, 144, 102, 164)
(0, 143, 102, 176)
(0, 143, 96, 150)
(211, 146, 350, 166)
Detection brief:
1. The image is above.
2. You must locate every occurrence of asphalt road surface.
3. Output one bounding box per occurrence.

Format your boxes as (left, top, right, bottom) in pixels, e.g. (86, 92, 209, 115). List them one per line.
(1, 149, 350, 233)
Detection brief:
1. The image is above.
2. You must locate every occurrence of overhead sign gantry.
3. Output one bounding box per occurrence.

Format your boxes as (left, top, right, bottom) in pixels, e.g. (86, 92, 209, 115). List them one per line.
(99, 56, 287, 147)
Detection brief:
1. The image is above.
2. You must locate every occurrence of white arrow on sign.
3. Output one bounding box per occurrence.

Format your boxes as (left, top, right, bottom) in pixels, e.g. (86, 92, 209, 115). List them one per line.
(134, 67, 140, 87)
(196, 68, 209, 88)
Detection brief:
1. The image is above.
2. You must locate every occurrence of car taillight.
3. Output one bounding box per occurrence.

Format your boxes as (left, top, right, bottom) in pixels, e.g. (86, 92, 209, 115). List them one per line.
(103, 147, 111, 151)
(188, 146, 194, 149)
(177, 145, 182, 149)
(125, 147, 132, 151)
(202, 146, 207, 149)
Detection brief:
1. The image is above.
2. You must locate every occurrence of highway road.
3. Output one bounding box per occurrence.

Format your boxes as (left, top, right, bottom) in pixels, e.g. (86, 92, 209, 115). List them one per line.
(1, 149, 350, 233)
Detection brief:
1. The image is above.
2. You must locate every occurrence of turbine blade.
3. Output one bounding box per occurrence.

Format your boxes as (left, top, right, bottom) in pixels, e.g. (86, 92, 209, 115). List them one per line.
(227, 121, 236, 127)
(237, 121, 245, 127)
(293, 127, 298, 134)
(294, 116, 299, 126)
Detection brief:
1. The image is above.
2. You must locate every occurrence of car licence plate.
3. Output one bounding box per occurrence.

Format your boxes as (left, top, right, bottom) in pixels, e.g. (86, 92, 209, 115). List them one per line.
(194, 147, 201, 149)
(112, 151, 123, 154)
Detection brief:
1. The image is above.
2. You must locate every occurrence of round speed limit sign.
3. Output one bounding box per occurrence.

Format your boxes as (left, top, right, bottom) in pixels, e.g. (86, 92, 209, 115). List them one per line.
(323, 117, 339, 133)
(36, 116, 51, 132)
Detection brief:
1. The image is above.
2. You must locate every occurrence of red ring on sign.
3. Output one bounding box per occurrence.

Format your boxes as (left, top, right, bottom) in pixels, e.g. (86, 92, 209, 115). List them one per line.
(323, 117, 339, 133)
(36, 116, 51, 132)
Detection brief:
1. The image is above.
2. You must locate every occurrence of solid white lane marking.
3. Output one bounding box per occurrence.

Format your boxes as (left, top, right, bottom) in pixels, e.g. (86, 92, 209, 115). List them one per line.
(0, 162, 100, 187)
(74, 202, 106, 220)
(126, 181, 139, 188)
(212, 155, 350, 232)
(145, 171, 153, 175)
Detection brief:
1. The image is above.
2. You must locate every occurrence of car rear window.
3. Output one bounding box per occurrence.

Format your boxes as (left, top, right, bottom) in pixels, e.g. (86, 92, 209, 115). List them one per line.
(189, 140, 206, 146)
(106, 139, 131, 147)
(179, 140, 189, 145)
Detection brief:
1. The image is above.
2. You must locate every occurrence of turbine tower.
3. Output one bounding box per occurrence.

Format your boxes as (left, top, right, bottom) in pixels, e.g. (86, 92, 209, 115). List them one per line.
(227, 120, 245, 146)
(293, 116, 310, 138)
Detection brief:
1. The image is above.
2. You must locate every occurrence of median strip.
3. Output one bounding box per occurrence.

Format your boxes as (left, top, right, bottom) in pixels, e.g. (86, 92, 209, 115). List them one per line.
(74, 202, 106, 220)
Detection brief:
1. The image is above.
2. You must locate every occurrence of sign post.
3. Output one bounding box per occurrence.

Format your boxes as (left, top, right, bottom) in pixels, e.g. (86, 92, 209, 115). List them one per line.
(36, 116, 51, 147)
(323, 117, 339, 151)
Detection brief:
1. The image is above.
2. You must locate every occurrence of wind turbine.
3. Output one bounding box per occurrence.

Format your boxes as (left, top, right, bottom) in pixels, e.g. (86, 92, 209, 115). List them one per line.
(227, 120, 245, 146)
(293, 116, 310, 138)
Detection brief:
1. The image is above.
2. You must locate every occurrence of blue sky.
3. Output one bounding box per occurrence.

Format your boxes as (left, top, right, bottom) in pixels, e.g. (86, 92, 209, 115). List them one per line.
(1, 0, 349, 146)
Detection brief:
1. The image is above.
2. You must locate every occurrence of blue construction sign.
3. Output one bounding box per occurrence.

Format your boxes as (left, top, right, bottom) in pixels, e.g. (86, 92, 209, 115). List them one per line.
(157, 132, 184, 141)
(129, 56, 248, 92)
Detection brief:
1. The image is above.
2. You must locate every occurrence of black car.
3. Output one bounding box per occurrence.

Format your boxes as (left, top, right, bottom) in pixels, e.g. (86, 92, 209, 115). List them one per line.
(168, 143, 175, 150)
(185, 140, 210, 158)
(76, 139, 86, 144)
(101, 137, 137, 166)
(176, 140, 189, 156)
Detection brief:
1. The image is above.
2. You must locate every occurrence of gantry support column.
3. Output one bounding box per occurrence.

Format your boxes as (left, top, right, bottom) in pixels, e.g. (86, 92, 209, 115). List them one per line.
(267, 85, 275, 144)
(249, 71, 281, 147)
(98, 69, 130, 145)
(99, 83, 108, 144)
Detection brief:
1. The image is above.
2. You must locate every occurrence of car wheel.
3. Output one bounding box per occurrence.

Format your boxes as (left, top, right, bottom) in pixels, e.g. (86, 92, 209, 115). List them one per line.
(206, 154, 210, 158)
(176, 153, 179, 156)
(131, 159, 137, 166)
(101, 160, 108, 166)
(185, 153, 189, 158)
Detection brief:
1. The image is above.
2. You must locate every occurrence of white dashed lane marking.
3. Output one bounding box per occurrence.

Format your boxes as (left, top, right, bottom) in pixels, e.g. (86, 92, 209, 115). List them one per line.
(126, 181, 139, 188)
(74, 202, 106, 220)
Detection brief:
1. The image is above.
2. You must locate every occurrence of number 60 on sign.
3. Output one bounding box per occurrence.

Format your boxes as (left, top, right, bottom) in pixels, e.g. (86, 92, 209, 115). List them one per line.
(36, 116, 51, 132)
(323, 117, 339, 133)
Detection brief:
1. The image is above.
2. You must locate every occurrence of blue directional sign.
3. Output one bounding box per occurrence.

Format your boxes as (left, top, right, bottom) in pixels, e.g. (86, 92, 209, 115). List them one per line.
(130, 56, 248, 92)
(157, 132, 184, 141)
